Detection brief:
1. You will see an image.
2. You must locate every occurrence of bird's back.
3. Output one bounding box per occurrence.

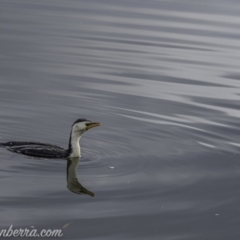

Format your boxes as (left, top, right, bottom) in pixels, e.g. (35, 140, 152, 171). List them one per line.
(2, 141, 67, 158)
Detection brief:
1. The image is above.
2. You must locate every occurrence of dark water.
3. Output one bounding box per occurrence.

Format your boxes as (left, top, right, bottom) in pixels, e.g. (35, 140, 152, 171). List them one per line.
(1, 0, 240, 239)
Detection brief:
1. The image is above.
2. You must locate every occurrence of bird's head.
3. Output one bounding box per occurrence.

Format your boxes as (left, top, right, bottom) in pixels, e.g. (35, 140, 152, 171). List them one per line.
(71, 118, 101, 136)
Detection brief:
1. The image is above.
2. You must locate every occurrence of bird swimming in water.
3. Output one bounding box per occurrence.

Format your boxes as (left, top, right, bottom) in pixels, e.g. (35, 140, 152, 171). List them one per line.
(1, 119, 101, 159)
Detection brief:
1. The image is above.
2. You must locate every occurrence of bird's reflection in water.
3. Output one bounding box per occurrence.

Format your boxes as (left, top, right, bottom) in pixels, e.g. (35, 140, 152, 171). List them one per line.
(67, 157, 94, 197)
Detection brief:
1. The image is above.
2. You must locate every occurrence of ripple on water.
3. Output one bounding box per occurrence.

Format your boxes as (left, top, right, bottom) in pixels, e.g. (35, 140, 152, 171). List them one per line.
(1, 0, 240, 238)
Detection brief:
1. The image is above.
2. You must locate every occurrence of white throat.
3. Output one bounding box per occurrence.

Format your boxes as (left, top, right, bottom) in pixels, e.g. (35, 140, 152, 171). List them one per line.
(69, 131, 82, 158)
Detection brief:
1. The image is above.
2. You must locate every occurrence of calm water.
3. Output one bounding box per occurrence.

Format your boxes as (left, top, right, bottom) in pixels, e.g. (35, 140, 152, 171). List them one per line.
(1, 0, 240, 239)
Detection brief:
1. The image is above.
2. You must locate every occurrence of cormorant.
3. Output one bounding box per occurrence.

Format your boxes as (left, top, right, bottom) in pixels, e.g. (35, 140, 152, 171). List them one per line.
(1, 118, 100, 159)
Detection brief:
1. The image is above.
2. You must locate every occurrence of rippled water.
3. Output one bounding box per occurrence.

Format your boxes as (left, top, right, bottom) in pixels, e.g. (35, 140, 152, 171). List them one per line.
(1, 0, 240, 239)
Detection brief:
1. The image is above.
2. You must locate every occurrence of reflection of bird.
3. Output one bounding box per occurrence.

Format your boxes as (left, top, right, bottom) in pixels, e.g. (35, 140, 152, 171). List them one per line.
(67, 157, 94, 197)
(1, 119, 101, 159)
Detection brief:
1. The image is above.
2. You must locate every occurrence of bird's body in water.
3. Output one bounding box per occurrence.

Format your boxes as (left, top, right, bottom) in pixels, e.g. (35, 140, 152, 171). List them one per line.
(1, 119, 101, 159)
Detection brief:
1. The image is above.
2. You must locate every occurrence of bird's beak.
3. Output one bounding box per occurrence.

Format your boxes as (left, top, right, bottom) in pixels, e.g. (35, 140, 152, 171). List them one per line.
(86, 122, 101, 130)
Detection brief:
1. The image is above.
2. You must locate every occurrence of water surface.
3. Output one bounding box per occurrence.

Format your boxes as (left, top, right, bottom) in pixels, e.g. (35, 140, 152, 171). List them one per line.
(1, 0, 240, 239)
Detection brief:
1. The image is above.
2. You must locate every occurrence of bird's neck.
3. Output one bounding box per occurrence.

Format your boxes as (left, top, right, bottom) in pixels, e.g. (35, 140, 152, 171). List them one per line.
(68, 131, 82, 158)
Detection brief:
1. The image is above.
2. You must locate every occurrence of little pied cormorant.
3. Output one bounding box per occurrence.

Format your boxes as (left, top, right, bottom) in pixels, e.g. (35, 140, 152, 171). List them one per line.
(1, 119, 101, 159)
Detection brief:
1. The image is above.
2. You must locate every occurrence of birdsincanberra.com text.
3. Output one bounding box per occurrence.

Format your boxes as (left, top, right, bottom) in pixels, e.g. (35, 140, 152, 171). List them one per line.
(0, 225, 63, 238)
